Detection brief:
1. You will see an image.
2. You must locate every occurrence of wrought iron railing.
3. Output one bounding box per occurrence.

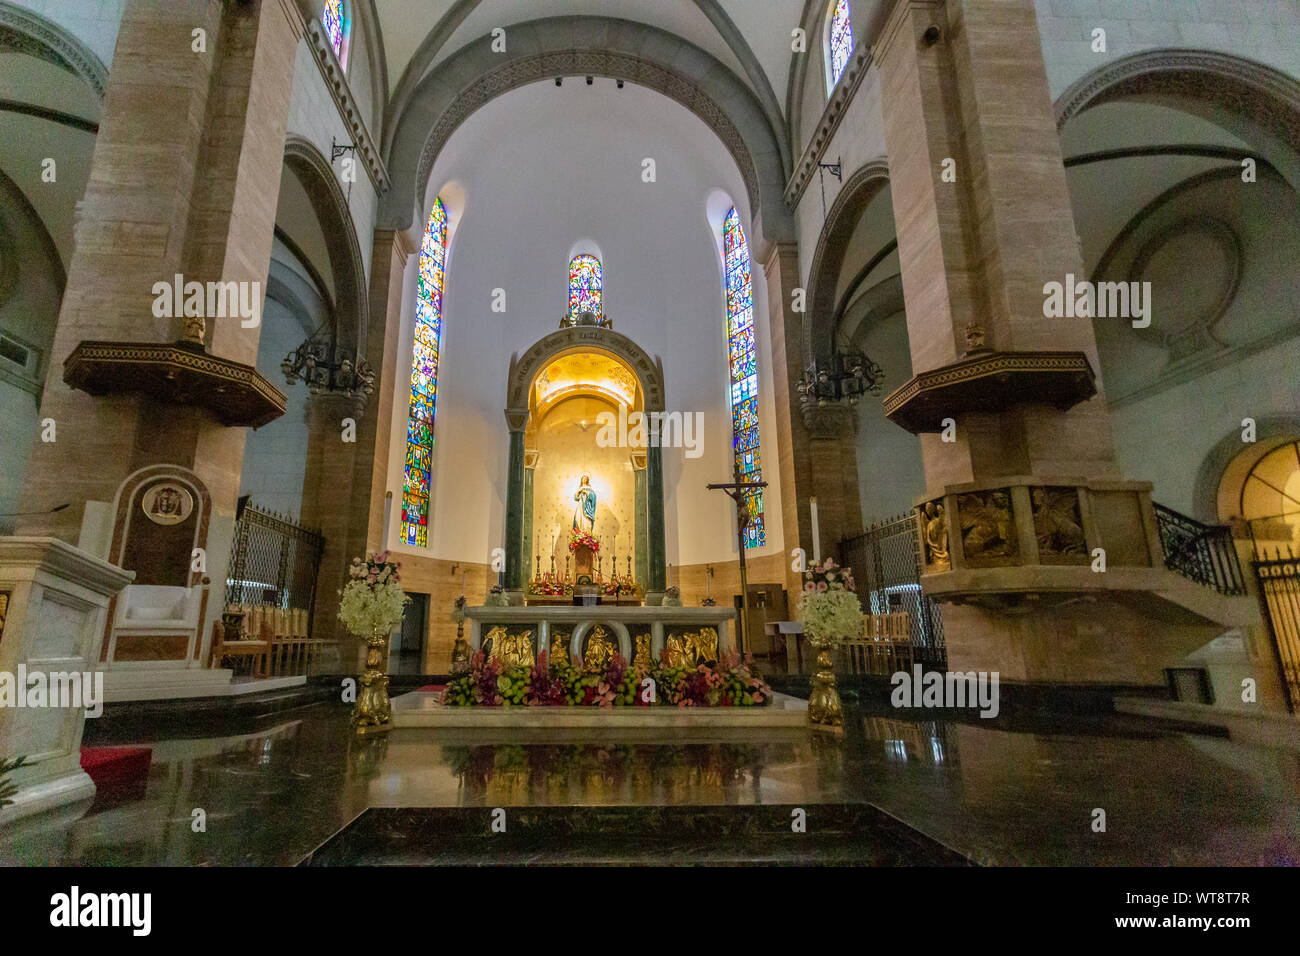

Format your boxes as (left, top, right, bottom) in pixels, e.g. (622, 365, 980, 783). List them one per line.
(225, 498, 326, 627)
(1153, 503, 1247, 596)
(840, 512, 946, 666)
(1252, 545, 1300, 713)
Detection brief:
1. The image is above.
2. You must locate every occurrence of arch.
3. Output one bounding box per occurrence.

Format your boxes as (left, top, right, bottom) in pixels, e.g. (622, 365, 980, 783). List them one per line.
(281, 135, 369, 358)
(507, 327, 666, 422)
(803, 158, 890, 365)
(0, 1, 108, 100)
(382, 16, 793, 245)
(1193, 417, 1300, 526)
(380, 1, 790, 176)
(1055, 49, 1300, 194)
(570, 620, 632, 665)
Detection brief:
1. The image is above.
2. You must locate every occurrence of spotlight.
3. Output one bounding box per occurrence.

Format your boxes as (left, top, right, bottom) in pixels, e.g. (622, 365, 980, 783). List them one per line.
(586, 75, 593, 85)
(923, 24, 940, 46)
(555, 77, 562, 86)
(617, 79, 624, 89)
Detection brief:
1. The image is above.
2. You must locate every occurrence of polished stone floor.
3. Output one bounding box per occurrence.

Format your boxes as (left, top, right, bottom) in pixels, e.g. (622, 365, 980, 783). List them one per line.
(2, 700, 1297, 865)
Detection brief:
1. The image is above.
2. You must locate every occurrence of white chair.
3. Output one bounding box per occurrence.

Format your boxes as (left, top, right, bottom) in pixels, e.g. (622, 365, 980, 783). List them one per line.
(108, 584, 204, 666)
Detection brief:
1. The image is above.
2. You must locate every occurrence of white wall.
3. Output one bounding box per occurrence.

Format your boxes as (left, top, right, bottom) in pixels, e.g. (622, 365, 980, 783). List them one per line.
(384, 79, 785, 569)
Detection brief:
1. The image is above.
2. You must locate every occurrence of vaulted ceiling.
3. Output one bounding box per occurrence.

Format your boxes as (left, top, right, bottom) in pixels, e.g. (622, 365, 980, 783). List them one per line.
(369, 0, 812, 125)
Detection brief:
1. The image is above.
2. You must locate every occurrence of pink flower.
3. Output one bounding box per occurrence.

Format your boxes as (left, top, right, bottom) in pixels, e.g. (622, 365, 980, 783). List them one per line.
(816, 581, 828, 592)
(804, 582, 815, 591)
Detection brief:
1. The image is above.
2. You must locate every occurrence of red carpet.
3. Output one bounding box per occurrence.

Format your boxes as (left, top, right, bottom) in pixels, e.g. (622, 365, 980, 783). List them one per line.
(80, 747, 152, 789)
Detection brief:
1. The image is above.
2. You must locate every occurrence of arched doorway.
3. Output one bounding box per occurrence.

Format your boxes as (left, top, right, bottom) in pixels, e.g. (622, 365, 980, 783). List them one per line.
(1216, 436, 1300, 712)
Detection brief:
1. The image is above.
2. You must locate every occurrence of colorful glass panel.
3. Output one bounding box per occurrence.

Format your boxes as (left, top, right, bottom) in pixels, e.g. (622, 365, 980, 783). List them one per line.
(828, 0, 853, 90)
(403, 197, 448, 547)
(568, 254, 602, 320)
(323, 0, 345, 59)
(723, 207, 764, 548)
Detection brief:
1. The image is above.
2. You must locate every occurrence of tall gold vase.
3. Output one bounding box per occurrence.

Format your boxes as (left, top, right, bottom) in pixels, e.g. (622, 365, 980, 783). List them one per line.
(807, 639, 843, 727)
(352, 629, 392, 735)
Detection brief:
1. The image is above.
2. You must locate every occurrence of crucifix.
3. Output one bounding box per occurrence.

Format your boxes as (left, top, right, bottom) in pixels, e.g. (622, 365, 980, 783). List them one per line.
(707, 462, 768, 656)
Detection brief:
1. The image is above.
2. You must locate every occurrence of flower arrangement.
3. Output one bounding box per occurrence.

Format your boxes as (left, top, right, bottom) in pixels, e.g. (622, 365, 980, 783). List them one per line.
(663, 585, 682, 607)
(701, 596, 717, 607)
(796, 557, 862, 647)
(568, 530, 600, 553)
(485, 584, 509, 607)
(451, 594, 467, 624)
(600, 572, 638, 596)
(338, 551, 409, 636)
(441, 647, 771, 708)
(527, 577, 573, 597)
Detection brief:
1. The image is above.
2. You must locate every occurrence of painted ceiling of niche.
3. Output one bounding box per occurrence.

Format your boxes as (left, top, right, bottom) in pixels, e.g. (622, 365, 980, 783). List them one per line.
(374, 0, 805, 109)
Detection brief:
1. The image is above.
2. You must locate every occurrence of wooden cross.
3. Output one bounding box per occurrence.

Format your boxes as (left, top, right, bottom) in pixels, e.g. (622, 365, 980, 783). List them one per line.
(707, 463, 768, 656)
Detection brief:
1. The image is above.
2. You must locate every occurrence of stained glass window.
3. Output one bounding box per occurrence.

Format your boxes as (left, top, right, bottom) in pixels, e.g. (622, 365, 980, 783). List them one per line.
(403, 197, 448, 547)
(568, 254, 602, 321)
(723, 207, 764, 549)
(828, 0, 853, 91)
(323, 0, 345, 60)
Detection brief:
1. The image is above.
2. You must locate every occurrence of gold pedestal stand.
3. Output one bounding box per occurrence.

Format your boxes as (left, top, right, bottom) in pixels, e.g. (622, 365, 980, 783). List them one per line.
(807, 641, 843, 727)
(352, 630, 392, 735)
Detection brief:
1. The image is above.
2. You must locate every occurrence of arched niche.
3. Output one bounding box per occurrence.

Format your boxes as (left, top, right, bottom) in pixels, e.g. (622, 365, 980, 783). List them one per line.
(502, 327, 667, 598)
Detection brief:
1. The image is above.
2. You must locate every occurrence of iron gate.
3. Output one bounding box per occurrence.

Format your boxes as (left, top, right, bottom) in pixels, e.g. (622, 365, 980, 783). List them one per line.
(225, 498, 326, 628)
(840, 512, 946, 667)
(1253, 546, 1300, 713)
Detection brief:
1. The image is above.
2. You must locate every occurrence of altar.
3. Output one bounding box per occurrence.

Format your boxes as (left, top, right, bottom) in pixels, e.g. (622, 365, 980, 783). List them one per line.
(466, 604, 737, 672)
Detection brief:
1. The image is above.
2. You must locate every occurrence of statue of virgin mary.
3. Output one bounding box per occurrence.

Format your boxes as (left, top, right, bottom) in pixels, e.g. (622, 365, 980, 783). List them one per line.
(572, 474, 596, 535)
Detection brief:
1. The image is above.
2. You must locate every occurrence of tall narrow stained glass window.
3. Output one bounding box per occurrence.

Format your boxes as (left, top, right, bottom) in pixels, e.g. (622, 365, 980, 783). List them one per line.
(403, 197, 448, 547)
(828, 0, 853, 91)
(568, 254, 602, 321)
(723, 207, 764, 549)
(322, 0, 345, 59)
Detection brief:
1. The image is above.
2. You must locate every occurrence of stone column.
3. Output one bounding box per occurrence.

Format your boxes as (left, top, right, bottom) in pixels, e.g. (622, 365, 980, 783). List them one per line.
(17, 0, 301, 544)
(804, 404, 864, 558)
(503, 412, 527, 598)
(632, 453, 648, 588)
(870, 0, 1238, 689)
(300, 391, 360, 658)
(522, 451, 537, 583)
(875, 0, 1117, 489)
(646, 436, 667, 601)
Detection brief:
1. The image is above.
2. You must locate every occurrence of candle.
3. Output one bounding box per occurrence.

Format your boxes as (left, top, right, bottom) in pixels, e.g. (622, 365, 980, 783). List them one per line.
(810, 496, 821, 564)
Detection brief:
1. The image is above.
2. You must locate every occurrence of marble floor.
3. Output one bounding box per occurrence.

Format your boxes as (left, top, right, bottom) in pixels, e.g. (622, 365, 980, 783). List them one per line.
(2, 700, 1297, 865)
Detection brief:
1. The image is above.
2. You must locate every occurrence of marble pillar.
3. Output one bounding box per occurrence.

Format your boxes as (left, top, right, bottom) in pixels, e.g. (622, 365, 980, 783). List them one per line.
(504, 420, 526, 597)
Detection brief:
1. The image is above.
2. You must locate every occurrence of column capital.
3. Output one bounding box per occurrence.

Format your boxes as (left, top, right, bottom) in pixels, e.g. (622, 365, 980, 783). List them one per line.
(504, 407, 529, 432)
(801, 401, 858, 438)
(374, 227, 418, 269)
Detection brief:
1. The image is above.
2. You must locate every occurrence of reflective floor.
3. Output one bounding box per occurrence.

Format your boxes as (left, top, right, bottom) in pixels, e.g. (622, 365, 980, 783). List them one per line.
(2, 701, 1297, 865)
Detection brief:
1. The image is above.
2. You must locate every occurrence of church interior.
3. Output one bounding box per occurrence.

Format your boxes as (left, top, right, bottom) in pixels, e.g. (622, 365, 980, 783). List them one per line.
(0, 0, 1298, 875)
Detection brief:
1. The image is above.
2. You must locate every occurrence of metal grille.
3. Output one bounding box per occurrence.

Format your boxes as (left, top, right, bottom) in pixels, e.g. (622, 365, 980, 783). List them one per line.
(225, 499, 326, 627)
(1154, 503, 1247, 595)
(840, 512, 946, 666)
(1253, 545, 1300, 713)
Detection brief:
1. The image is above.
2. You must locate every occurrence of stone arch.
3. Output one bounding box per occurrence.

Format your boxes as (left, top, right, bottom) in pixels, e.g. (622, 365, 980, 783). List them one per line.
(1055, 49, 1300, 193)
(382, 16, 793, 244)
(0, 0, 108, 100)
(570, 619, 632, 665)
(803, 158, 890, 365)
(282, 135, 369, 357)
(1193, 417, 1300, 527)
(506, 326, 666, 423)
